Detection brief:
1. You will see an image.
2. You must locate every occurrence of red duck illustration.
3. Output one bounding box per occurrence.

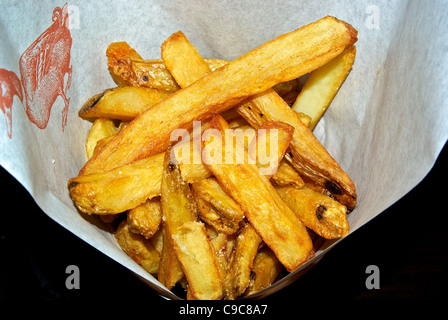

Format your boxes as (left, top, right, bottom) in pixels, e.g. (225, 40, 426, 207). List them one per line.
(0, 69, 23, 138)
(0, 4, 72, 138)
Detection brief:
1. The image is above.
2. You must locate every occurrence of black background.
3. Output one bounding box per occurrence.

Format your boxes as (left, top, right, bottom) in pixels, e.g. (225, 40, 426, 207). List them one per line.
(0, 142, 447, 311)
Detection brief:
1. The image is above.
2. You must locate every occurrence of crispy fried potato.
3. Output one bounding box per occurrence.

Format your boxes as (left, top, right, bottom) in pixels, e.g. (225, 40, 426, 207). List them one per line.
(79, 86, 170, 121)
(236, 88, 357, 210)
(127, 197, 162, 239)
(271, 159, 305, 188)
(202, 115, 314, 272)
(106, 41, 143, 87)
(206, 226, 229, 282)
(68, 153, 164, 214)
(224, 223, 262, 300)
(248, 121, 294, 176)
(106, 41, 226, 91)
(243, 245, 283, 296)
(292, 45, 356, 130)
(85, 118, 118, 159)
(161, 148, 223, 300)
(295, 111, 312, 127)
(192, 177, 244, 234)
(162, 31, 212, 88)
(158, 223, 184, 290)
(273, 79, 300, 105)
(114, 220, 160, 274)
(159, 24, 356, 210)
(276, 186, 349, 239)
(79, 16, 357, 176)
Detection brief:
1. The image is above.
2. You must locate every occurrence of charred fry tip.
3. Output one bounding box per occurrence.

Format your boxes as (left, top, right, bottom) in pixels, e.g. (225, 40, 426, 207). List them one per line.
(316, 205, 327, 221)
(324, 180, 342, 195)
(67, 180, 78, 189)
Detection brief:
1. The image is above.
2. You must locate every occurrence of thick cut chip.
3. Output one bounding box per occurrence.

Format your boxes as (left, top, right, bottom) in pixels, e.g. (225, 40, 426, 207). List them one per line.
(247, 121, 294, 176)
(192, 177, 244, 234)
(243, 246, 283, 296)
(85, 118, 118, 159)
(158, 223, 184, 290)
(127, 197, 162, 239)
(79, 16, 357, 176)
(115, 220, 160, 274)
(68, 153, 164, 214)
(79, 86, 170, 121)
(106, 41, 227, 91)
(236, 88, 357, 210)
(202, 115, 314, 272)
(161, 148, 223, 300)
(224, 223, 262, 300)
(162, 31, 212, 88)
(271, 159, 305, 188)
(276, 186, 349, 239)
(292, 45, 356, 130)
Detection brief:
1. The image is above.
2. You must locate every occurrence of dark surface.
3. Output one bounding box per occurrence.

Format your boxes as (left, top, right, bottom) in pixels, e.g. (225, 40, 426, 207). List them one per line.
(0, 142, 447, 311)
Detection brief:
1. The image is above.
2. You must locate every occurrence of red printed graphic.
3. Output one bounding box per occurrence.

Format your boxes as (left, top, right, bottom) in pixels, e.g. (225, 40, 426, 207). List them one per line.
(0, 4, 72, 138)
(0, 69, 23, 138)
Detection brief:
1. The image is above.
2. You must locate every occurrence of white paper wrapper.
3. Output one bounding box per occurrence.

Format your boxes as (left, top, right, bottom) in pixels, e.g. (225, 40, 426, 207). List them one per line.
(1, 0, 447, 299)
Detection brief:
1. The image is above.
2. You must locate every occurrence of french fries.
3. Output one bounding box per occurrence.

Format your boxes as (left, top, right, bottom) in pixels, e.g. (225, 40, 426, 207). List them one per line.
(161, 147, 223, 300)
(85, 118, 118, 159)
(127, 197, 162, 239)
(78, 16, 357, 175)
(68, 16, 360, 300)
(236, 89, 357, 211)
(202, 115, 314, 272)
(79, 86, 170, 121)
(191, 177, 244, 234)
(115, 220, 160, 275)
(224, 223, 262, 300)
(292, 45, 357, 130)
(243, 246, 283, 296)
(107, 41, 227, 91)
(276, 186, 349, 239)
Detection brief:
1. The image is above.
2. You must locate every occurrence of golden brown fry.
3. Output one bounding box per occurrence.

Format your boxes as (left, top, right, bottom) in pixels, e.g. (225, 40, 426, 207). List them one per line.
(295, 111, 312, 127)
(106, 41, 226, 91)
(243, 245, 283, 296)
(158, 223, 184, 290)
(85, 118, 118, 159)
(192, 177, 244, 223)
(247, 121, 294, 176)
(161, 148, 223, 300)
(150, 229, 164, 255)
(79, 86, 170, 121)
(70, 134, 220, 216)
(93, 135, 115, 156)
(224, 223, 262, 300)
(236, 88, 357, 210)
(79, 16, 357, 176)
(273, 79, 300, 105)
(162, 31, 212, 88)
(292, 45, 356, 130)
(192, 177, 244, 234)
(271, 159, 305, 188)
(106, 41, 143, 87)
(114, 220, 160, 274)
(206, 226, 229, 283)
(202, 115, 314, 272)
(275, 186, 349, 239)
(127, 197, 162, 239)
(68, 153, 164, 214)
